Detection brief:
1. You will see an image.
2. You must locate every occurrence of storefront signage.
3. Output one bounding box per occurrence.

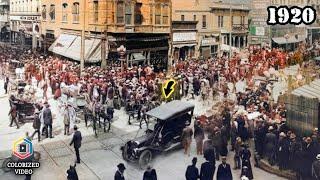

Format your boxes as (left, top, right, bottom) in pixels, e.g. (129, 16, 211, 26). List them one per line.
(10, 16, 40, 21)
(201, 38, 216, 46)
(173, 32, 196, 42)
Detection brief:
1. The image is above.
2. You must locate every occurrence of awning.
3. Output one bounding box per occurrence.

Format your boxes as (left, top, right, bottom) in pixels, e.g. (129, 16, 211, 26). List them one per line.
(220, 44, 240, 53)
(49, 34, 106, 63)
(131, 53, 146, 62)
(272, 36, 306, 44)
(173, 43, 197, 48)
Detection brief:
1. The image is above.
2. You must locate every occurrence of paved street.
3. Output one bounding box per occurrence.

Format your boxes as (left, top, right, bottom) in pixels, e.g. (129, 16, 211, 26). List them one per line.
(0, 77, 287, 180)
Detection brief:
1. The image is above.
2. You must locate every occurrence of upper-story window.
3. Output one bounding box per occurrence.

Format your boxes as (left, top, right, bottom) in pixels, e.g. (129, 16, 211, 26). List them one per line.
(162, 4, 169, 24)
(49, 4, 55, 21)
(72, 2, 80, 23)
(93, 1, 99, 23)
(42, 5, 46, 20)
(202, 15, 207, 28)
(134, 3, 142, 25)
(155, 4, 161, 24)
(218, 15, 223, 28)
(62, 3, 68, 22)
(116, 1, 124, 23)
(125, 2, 132, 25)
(181, 15, 185, 21)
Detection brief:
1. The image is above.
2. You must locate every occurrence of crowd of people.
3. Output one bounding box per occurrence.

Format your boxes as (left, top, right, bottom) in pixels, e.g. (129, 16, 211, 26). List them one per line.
(1, 42, 320, 180)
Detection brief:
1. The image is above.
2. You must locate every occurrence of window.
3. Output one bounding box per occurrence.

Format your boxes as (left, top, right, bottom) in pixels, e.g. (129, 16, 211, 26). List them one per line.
(162, 4, 169, 24)
(193, 15, 196, 21)
(218, 16, 223, 27)
(155, 4, 161, 24)
(49, 4, 55, 21)
(181, 15, 184, 21)
(72, 2, 80, 23)
(125, 2, 132, 25)
(241, 16, 245, 25)
(231, 16, 233, 25)
(134, 3, 142, 24)
(62, 3, 68, 22)
(150, 4, 153, 24)
(117, 1, 124, 23)
(211, 45, 218, 54)
(202, 15, 206, 28)
(42, 5, 46, 20)
(93, 1, 98, 23)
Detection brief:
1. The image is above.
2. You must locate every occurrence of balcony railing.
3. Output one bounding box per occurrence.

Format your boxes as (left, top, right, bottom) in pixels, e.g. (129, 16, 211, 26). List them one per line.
(232, 24, 248, 32)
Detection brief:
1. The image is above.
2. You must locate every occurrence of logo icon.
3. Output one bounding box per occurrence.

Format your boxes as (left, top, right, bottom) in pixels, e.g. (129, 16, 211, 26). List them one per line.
(162, 79, 176, 99)
(13, 138, 33, 160)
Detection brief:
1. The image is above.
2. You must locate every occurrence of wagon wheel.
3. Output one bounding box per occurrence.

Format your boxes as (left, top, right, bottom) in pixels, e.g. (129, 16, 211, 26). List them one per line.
(138, 150, 152, 170)
(2, 157, 12, 172)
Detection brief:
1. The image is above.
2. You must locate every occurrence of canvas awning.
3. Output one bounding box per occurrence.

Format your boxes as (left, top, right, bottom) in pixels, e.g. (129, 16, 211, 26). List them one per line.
(173, 43, 197, 48)
(49, 34, 106, 63)
(272, 36, 306, 44)
(220, 44, 240, 53)
(146, 100, 195, 121)
(131, 53, 146, 62)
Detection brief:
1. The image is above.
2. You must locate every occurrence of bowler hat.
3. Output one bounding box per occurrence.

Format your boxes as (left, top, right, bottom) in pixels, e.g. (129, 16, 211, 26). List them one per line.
(117, 163, 126, 170)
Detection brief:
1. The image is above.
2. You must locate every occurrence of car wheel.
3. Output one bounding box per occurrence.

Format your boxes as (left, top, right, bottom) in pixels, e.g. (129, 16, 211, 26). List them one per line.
(122, 144, 129, 161)
(138, 150, 152, 169)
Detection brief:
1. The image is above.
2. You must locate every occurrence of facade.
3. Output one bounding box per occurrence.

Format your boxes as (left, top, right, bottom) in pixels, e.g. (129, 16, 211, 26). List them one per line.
(172, 21, 197, 60)
(42, 0, 171, 70)
(172, 0, 249, 59)
(9, 0, 41, 48)
(0, 0, 9, 41)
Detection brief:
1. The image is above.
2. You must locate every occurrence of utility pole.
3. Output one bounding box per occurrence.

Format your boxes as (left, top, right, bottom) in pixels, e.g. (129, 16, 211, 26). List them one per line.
(229, 0, 232, 58)
(80, 0, 86, 76)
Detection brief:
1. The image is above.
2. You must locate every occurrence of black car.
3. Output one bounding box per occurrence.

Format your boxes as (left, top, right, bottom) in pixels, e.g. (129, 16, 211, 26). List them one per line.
(121, 100, 195, 169)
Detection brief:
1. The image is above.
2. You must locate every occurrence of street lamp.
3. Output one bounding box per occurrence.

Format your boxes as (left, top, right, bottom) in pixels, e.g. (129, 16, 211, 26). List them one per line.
(117, 45, 126, 73)
(284, 33, 290, 52)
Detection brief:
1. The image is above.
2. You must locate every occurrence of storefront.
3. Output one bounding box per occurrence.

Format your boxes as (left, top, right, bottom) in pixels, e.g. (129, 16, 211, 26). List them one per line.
(200, 36, 219, 58)
(9, 15, 40, 48)
(173, 31, 197, 60)
(272, 35, 306, 51)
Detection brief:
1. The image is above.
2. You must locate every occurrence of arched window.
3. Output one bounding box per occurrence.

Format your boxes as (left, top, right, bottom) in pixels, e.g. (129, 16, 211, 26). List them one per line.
(125, 2, 132, 25)
(155, 4, 161, 24)
(162, 4, 169, 25)
(116, 1, 124, 23)
(72, 2, 80, 23)
(62, 3, 68, 22)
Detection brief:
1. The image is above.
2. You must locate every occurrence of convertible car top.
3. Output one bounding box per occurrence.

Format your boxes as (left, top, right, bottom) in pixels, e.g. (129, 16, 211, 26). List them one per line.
(146, 100, 195, 121)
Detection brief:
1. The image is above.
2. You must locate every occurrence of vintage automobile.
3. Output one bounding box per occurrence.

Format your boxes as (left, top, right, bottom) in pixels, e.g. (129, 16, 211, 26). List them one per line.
(121, 100, 195, 169)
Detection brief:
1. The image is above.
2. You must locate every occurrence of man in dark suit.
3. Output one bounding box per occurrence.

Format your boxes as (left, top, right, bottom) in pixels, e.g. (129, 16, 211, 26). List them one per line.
(217, 156, 232, 180)
(70, 125, 82, 163)
(43, 103, 53, 138)
(115, 163, 126, 180)
(185, 157, 199, 180)
(200, 159, 215, 180)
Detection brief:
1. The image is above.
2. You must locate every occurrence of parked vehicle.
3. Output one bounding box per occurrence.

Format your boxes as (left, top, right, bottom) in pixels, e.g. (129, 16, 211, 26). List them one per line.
(121, 100, 195, 169)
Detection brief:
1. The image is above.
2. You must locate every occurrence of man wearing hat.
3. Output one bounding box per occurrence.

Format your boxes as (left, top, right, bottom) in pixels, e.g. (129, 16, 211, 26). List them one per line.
(264, 126, 277, 165)
(217, 156, 232, 180)
(277, 132, 290, 170)
(69, 125, 82, 164)
(115, 163, 126, 180)
(31, 109, 41, 142)
(43, 102, 53, 138)
(312, 154, 320, 180)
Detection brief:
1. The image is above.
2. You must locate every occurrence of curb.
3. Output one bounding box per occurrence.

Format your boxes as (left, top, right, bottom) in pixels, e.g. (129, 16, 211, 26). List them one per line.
(258, 159, 297, 180)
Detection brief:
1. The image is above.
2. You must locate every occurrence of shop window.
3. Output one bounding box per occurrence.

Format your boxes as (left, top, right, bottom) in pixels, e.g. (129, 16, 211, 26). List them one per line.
(211, 45, 218, 54)
(62, 3, 68, 22)
(134, 3, 142, 25)
(72, 2, 80, 23)
(49, 4, 55, 21)
(117, 1, 124, 23)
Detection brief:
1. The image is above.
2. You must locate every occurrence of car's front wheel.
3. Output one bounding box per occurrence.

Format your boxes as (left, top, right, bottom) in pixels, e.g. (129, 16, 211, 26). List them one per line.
(138, 150, 152, 169)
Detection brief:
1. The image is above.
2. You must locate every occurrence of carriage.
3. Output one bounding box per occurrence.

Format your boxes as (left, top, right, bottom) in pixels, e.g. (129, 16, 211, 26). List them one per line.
(121, 100, 194, 169)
